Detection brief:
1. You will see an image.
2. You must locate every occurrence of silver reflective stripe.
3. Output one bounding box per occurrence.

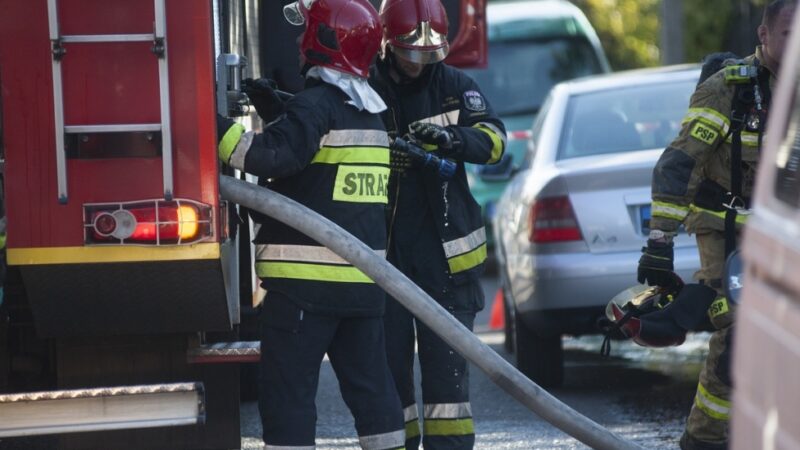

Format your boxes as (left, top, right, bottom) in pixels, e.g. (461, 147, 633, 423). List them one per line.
(319, 129, 389, 147)
(256, 244, 385, 264)
(476, 121, 507, 147)
(358, 429, 406, 450)
(423, 402, 472, 419)
(404, 404, 419, 422)
(652, 203, 689, 220)
(264, 445, 315, 450)
(415, 110, 460, 129)
(442, 227, 486, 258)
(228, 130, 255, 171)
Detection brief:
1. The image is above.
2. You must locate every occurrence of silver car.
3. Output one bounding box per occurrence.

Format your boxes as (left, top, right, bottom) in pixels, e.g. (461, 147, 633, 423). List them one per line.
(491, 65, 702, 387)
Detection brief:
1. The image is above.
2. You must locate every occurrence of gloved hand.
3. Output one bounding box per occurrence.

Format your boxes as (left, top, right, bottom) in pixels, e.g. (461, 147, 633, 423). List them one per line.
(217, 113, 236, 143)
(410, 122, 456, 150)
(242, 78, 285, 123)
(389, 138, 413, 173)
(637, 238, 676, 287)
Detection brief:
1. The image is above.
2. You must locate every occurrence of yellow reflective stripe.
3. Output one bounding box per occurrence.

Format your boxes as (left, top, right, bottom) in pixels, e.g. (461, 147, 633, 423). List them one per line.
(7, 244, 220, 265)
(694, 382, 731, 420)
(708, 297, 730, 318)
(443, 228, 486, 258)
(333, 165, 390, 203)
(725, 131, 761, 147)
(652, 201, 689, 221)
(447, 243, 487, 274)
(319, 129, 390, 147)
(405, 421, 420, 439)
(682, 108, 730, 134)
(255, 261, 373, 283)
(0, 233, 6, 250)
(474, 124, 505, 163)
(423, 418, 474, 436)
(218, 123, 245, 163)
(689, 204, 749, 224)
(312, 146, 390, 165)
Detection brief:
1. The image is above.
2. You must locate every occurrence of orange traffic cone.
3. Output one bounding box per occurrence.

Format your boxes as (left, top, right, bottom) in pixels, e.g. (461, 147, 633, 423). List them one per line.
(488, 288, 505, 330)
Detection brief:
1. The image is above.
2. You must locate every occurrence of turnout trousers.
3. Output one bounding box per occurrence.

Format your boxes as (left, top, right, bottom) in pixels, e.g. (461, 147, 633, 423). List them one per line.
(258, 291, 405, 450)
(681, 231, 735, 450)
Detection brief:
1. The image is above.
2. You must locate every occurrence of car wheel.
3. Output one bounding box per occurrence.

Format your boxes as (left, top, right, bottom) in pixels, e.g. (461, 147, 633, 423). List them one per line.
(514, 310, 564, 388)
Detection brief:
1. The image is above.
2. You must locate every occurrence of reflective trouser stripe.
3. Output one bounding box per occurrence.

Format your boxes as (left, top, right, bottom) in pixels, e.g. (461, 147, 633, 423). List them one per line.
(694, 382, 731, 420)
(652, 201, 689, 221)
(447, 243, 487, 274)
(423, 418, 475, 436)
(474, 122, 506, 163)
(359, 429, 406, 450)
(404, 404, 420, 439)
(422, 402, 474, 436)
(264, 445, 315, 450)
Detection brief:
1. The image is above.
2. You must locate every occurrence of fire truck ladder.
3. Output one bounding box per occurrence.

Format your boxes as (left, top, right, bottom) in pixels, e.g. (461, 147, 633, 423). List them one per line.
(47, 0, 174, 204)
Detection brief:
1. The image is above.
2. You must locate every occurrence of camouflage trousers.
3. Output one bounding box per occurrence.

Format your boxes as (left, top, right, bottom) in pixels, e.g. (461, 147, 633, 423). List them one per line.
(683, 231, 735, 449)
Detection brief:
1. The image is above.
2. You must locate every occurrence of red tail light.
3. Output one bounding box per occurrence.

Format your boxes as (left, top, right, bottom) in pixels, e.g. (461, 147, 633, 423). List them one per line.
(527, 196, 582, 243)
(84, 199, 213, 245)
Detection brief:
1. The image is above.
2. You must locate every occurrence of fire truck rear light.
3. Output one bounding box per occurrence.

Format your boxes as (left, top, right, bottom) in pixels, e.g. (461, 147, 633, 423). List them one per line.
(84, 199, 214, 245)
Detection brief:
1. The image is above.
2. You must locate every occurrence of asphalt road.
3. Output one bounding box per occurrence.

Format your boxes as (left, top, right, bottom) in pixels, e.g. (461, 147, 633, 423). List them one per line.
(241, 274, 709, 450)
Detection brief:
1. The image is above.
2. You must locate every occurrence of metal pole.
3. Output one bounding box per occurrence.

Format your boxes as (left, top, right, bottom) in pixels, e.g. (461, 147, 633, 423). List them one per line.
(219, 176, 643, 450)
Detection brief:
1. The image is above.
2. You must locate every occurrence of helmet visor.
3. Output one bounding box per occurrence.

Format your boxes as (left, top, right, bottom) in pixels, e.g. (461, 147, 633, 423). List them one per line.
(283, 0, 315, 26)
(391, 43, 449, 64)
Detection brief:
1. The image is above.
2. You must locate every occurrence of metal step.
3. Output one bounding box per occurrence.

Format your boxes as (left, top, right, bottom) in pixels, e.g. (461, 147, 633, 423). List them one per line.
(187, 341, 260, 364)
(0, 382, 205, 438)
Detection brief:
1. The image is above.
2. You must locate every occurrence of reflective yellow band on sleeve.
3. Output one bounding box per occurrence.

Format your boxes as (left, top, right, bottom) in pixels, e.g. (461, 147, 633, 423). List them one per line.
(423, 418, 475, 437)
(694, 382, 731, 421)
(447, 243, 487, 274)
(256, 261, 374, 283)
(333, 165, 390, 203)
(218, 123, 246, 164)
(690, 122, 720, 145)
(682, 108, 730, 135)
(652, 201, 690, 221)
(725, 131, 761, 147)
(474, 124, 505, 163)
(312, 146, 390, 165)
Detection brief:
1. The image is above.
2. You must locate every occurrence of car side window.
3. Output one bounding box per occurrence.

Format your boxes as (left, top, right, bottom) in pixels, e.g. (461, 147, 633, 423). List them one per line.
(774, 74, 800, 208)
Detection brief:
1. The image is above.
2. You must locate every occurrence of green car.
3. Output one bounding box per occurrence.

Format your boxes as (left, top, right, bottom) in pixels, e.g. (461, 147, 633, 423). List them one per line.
(464, 0, 610, 249)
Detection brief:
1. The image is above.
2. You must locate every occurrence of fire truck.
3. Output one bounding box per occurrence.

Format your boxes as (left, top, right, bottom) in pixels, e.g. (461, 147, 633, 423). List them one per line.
(0, 0, 486, 448)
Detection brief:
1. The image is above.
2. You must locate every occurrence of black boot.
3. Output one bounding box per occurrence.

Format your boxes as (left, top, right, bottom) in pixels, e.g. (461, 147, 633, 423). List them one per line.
(679, 432, 727, 450)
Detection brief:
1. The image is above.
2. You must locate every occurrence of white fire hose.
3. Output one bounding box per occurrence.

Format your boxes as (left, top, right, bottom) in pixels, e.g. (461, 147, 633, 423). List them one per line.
(220, 175, 643, 450)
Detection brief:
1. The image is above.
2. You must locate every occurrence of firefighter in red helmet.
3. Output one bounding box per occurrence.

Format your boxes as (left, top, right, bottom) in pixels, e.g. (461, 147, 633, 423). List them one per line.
(217, 0, 405, 447)
(370, 0, 507, 448)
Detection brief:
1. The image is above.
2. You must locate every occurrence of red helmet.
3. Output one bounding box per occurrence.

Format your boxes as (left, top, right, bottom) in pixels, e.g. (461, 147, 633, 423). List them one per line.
(283, 0, 382, 78)
(379, 0, 449, 64)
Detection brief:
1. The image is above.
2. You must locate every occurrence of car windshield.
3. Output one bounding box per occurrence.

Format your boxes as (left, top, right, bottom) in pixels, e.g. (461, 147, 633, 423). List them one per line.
(464, 38, 604, 117)
(557, 77, 697, 160)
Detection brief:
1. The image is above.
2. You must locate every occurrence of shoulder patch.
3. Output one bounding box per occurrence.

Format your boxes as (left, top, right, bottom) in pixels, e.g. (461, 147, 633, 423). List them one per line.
(463, 90, 486, 112)
(690, 122, 719, 145)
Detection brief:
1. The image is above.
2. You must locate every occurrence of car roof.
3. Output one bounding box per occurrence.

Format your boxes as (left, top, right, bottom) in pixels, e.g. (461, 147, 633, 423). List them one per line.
(553, 64, 701, 96)
(487, 0, 584, 20)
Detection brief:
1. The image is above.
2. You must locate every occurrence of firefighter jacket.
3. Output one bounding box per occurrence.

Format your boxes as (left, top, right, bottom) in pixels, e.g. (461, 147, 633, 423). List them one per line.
(218, 81, 390, 317)
(370, 60, 507, 287)
(650, 47, 775, 235)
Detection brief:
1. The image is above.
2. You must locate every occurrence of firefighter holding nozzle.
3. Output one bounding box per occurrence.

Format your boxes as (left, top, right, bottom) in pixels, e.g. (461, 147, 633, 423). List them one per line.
(606, 2, 796, 449)
(369, 0, 506, 448)
(216, 0, 406, 447)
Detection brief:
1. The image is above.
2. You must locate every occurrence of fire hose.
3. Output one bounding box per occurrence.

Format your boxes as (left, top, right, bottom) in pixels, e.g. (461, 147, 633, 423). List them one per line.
(219, 175, 643, 450)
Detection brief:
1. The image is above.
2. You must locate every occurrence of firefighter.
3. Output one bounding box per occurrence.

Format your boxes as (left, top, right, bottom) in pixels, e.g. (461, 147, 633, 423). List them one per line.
(369, 0, 506, 448)
(636, 2, 796, 449)
(216, 0, 405, 448)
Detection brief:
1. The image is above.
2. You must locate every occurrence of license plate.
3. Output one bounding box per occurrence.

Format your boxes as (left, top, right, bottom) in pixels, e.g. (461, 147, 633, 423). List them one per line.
(640, 205, 651, 233)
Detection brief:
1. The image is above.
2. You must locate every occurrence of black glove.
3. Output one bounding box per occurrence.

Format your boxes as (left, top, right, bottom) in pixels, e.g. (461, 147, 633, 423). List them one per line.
(217, 113, 236, 143)
(389, 138, 413, 173)
(242, 78, 285, 123)
(637, 239, 676, 287)
(410, 122, 457, 150)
